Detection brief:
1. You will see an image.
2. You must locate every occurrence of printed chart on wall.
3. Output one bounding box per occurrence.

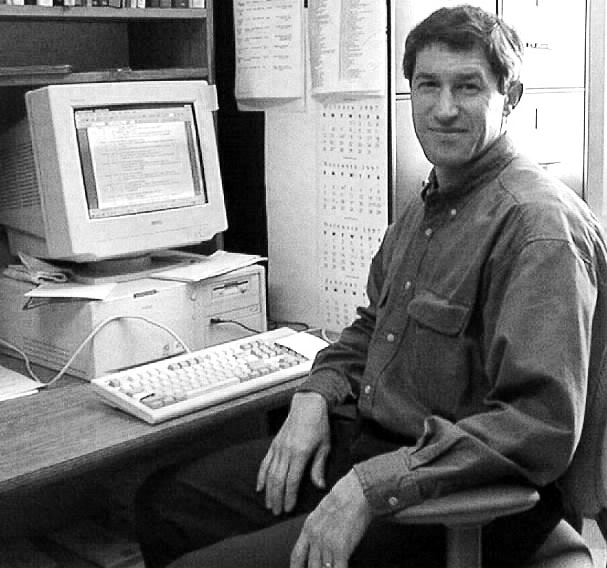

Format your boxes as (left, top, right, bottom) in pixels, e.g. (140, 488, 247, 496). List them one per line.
(316, 97, 388, 332)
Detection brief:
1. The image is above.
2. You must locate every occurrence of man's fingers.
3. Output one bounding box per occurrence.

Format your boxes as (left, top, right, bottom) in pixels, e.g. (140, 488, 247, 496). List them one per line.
(265, 450, 290, 514)
(309, 444, 329, 489)
(256, 448, 272, 492)
(283, 458, 306, 512)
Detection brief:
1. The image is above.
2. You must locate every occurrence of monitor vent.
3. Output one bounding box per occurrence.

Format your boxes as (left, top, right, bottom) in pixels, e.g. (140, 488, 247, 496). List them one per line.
(0, 140, 39, 210)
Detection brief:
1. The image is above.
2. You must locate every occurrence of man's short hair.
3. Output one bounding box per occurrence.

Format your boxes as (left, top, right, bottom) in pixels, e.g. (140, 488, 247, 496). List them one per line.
(402, 5, 524, 94)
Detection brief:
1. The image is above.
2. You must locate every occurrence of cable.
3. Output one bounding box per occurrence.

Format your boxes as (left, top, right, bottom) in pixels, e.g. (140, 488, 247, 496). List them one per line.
(0, 337, 44, 386)
(267, 319, 310, 332)
(0, 315, 191, 388)
(209, 317, 262, 334)
(210, 317, 336, 345)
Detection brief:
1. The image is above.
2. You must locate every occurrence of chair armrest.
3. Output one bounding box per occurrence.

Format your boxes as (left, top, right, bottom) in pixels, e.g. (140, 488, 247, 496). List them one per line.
(393, 484, 540, 527)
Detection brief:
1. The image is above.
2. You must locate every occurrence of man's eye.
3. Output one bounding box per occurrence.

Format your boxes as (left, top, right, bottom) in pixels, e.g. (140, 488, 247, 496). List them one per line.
(415, 81, 438, 90)
(457, 83, 481, 93)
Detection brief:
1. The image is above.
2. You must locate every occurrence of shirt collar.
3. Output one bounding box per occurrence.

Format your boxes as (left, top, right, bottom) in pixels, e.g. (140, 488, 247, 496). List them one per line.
(422, 134, 518, 207)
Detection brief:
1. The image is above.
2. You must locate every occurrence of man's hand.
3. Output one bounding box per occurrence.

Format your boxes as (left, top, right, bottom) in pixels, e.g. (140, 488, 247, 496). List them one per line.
(257, 392, 331, 515)
(290, 470, 373, 568)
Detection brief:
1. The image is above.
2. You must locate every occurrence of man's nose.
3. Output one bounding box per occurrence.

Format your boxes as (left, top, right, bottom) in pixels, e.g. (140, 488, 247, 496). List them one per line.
(436, 88, 458, 120)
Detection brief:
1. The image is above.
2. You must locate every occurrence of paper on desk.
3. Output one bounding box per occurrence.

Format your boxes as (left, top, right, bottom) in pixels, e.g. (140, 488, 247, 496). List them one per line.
(24, 282, 117, 300)
(0, 365, 41, 401)
(276, 332, 329, 361)
(150, 250, 266, 283)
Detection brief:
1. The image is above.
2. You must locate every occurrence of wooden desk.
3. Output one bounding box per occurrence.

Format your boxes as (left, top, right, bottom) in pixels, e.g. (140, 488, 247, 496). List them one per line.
(0, 364, 301, 496)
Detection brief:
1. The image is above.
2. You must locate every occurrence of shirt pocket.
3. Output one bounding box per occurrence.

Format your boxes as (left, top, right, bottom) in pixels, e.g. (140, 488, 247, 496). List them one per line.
(407, 290, 473, 417)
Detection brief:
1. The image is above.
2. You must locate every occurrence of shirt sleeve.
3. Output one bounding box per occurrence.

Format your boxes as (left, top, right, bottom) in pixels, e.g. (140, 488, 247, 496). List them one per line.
(353, 237, 596, 515)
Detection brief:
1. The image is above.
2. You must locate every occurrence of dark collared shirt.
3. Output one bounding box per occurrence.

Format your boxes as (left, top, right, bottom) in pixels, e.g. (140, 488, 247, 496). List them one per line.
(300, 135, 607, 515)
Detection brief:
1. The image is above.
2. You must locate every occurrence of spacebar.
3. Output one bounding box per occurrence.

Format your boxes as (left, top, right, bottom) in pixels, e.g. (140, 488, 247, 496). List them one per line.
(183, 377, 241, 399)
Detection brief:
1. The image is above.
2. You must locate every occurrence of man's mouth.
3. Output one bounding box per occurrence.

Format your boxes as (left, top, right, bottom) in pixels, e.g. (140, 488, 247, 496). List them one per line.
(429, 127, 467, 134)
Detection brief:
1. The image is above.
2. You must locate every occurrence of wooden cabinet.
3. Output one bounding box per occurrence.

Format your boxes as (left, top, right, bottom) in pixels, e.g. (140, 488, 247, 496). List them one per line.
(0, 8, 220, 558)
(0, 4, 214, 132)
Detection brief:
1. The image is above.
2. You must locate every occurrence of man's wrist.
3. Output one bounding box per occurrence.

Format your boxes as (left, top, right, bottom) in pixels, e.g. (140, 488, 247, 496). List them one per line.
(292, 391, 328, 409)
(344, 469, 373, 519)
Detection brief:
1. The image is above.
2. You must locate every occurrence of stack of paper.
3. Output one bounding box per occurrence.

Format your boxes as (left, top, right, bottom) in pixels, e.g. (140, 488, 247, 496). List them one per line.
(0, 365, 41, 402)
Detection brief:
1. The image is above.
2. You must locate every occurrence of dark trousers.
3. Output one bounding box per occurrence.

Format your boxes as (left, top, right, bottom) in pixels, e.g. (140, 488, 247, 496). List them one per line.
(135, 416, 564, 568)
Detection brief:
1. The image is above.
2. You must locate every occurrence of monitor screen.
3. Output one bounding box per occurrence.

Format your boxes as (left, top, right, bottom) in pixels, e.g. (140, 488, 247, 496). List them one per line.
(75, 104, 207, 219)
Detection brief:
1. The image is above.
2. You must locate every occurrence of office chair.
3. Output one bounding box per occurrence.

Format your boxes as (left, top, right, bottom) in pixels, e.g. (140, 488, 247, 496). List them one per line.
(392, 346, 607, 568)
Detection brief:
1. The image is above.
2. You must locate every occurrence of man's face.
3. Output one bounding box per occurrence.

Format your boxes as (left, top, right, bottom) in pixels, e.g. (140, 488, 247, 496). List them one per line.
(410, 43, 509, 174)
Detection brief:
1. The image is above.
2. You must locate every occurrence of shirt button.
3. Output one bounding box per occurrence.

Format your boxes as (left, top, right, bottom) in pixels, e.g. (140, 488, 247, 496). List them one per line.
(450, 208, 457, 217)
(388, 496, 399, 507)
(386, 333, 395, 342)
(363, 385, 372, 395)
(425, 228, 433, 237)
(404, 281, 412, 290)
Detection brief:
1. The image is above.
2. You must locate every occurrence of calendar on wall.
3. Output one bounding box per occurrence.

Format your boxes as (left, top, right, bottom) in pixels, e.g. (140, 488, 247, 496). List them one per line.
(316, 99, 389, 331)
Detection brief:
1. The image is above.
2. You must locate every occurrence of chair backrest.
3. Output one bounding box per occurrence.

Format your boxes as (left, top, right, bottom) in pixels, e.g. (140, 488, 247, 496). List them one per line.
(558, 235, 607, 542)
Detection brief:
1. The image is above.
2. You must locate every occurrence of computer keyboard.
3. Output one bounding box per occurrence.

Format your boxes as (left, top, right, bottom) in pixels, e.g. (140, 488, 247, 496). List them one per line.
(91, 327, 329, 424)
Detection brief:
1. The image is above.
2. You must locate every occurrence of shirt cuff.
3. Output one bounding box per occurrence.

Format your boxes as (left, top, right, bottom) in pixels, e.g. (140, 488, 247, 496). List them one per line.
(353, 449, 424, 515)
(297, 369, 353, 409)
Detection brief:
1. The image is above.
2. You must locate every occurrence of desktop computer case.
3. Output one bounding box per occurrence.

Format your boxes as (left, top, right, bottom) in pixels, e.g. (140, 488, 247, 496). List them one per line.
(0, 265, 266, 380)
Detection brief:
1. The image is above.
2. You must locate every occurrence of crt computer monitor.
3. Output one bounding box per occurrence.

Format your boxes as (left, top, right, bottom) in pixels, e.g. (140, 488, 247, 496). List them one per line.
(0, 80, 227, 280)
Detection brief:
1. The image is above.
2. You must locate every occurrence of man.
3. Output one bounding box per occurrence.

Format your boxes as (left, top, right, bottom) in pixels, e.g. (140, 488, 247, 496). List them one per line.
(136, 5, 605, 567)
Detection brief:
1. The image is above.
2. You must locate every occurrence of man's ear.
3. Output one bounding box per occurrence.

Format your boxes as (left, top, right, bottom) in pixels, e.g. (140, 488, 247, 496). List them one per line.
(503, 81, 523, 116)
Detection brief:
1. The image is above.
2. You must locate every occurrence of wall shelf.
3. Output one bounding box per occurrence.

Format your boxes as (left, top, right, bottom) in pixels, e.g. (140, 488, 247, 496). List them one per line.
(0, 5, 207, 20)
(0, 66, 208, 87)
